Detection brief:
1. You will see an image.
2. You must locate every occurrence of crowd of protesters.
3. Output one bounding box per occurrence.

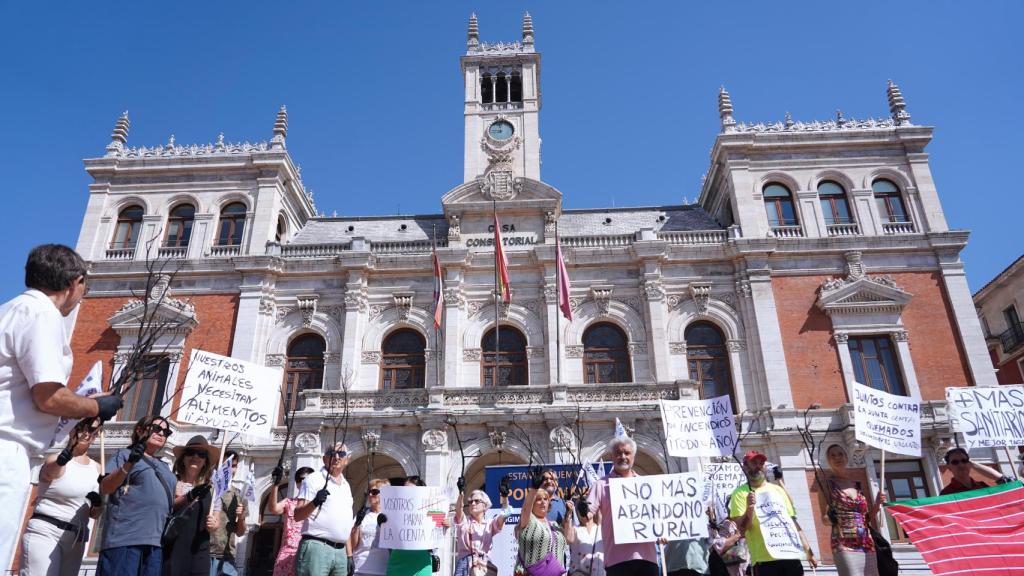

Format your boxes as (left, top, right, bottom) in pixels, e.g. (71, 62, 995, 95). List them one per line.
(3, 243, 1021, 576)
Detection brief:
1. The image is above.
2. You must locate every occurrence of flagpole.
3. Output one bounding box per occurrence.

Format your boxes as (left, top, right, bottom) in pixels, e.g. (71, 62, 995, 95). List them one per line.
(555, 223, 562, 387)
(432, 224, 443, 390)
(210, 432, 229, 519)
(493, 198, 500, 386)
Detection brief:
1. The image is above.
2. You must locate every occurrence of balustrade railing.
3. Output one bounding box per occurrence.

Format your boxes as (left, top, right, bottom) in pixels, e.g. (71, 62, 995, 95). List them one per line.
(826, 223, 861, 237)
(372, 239, 447, 255)
(157, 246, 187, 259)
(882, 221, 916, 235)
(770, 225, 804, 238)
(280, 243, 351, 258)
(656, 230, 728, 245)
(561, 234, 634, 248)
(209, 245, 241, 257)
(104, 247, 135, 261)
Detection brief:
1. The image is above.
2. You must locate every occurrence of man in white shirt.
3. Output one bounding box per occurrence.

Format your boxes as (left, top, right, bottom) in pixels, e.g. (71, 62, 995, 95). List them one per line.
(294, 442, 355, 576)
(0, 244, 123, 567)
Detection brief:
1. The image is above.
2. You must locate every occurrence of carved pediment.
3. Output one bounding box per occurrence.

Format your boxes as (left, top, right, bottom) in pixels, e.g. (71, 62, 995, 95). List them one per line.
(817, 276, 912, 316)
(441, 177, 563, 211)
(108, 294, 198, 335)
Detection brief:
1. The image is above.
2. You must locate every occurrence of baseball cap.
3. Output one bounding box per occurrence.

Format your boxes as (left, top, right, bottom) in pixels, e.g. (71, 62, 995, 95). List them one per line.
(743, 450, 767, 464)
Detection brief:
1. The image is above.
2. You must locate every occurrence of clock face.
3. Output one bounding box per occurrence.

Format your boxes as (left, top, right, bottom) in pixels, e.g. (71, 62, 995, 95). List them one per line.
(488, 120, 514, 141)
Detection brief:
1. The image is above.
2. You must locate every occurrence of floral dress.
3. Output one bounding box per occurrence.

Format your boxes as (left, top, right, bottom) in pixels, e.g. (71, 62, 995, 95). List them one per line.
(829, 480, 874, 552)
(273, 498, 303, 576)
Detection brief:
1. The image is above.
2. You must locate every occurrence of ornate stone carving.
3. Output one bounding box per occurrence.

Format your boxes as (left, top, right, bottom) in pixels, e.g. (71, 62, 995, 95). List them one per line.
(478, 131, 523, 201)
(421, 428, 448, 451)
(276, 306, 292, 323)
(149, 274, 172, 301)
(642, 279, 665, 302)
(569, 297, 584, 311)
(627, 342, 648, 355)
(259, 296, 276, 316)
(591, 286, 613, 315)
(322, 305, 344, 319)
(297, 295, 318, 327)
(726, 339, 746, 352)
(735, 116, 898, 134)
(543, 284, 558, 304)
(344, 291, 367, 312)
(929, 435, 954, 461)
(443, 287, 465, 308)
(447, 213, 461, 241)
(361, 351, 382, 364)
(849, 440, 868, 468)
(544, 211, 557, 235)
(369, 305, 387, 318)
(361, 429, 381, 453)
(499, 300, 511, 319)
(323, 352, 341, 363)
(893, 330, 909, 342)
(295, 432, 321, 456)
(689, 282, 712, 316)
(845, 252, 865, 279)
(393, 293, 414, 321)
(265, 354, 286, 367)
(735, 279, 752, 299)
(526, 346, 545, 358)
(833, 332, 849, 345)
(113, 352, 131, 364)
(550, 426, 576, 451)
(122, 139, 271, 159)
(463, 348, 482, 362)
(488, 430, 507, 451)
(565, 345, 584, 359)
(669, 342, 688, 355)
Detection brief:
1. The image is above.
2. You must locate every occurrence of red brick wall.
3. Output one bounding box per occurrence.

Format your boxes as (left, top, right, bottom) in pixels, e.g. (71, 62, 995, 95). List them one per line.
(69, 293, 240, 419)
(774, 271, 973, 409)
(990, 347, 1024, 384)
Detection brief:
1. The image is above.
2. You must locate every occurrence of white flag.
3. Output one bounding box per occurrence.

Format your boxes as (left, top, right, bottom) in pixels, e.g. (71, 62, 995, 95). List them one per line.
(244, 461, 257, 504)
(212, 454, 235, 512)
(51, 361, 104, 447)
(615, 418, 629, 438)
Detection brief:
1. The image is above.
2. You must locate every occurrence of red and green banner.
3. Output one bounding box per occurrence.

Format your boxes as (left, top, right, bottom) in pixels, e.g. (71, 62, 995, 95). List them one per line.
(885, 480, 1024, 575)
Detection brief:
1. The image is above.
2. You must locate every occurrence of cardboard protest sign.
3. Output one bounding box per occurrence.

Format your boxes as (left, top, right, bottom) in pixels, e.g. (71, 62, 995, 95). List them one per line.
(755, 489, 805, 560)
(178, 349, 282, 438)
(853, 381, 920, 457)
(608, 473, 708, 544)
(378, 486, 449, 550)
(946, 385, 1024, 450)
(702, 462, 746, 522)
(661, 396, 737, 457)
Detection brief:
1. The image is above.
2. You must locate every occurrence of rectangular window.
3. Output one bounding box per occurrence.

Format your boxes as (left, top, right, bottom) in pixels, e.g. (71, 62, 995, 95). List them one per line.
(848, 335, 907, 396)
(874, 459, 930, 542)
(121, 356, 171, 424)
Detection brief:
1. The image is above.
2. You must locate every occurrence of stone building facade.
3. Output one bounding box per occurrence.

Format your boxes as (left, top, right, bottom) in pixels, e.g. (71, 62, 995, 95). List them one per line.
(52, 14, 1004, 574)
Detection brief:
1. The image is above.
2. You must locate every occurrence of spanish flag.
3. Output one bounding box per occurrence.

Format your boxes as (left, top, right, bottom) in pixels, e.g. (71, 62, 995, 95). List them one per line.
(494, 213, 511, 303)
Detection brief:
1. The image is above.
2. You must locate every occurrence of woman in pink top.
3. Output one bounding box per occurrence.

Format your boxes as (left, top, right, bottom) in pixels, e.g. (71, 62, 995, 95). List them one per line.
(454, 477, 511, 576)
(266, 465, 314, 576)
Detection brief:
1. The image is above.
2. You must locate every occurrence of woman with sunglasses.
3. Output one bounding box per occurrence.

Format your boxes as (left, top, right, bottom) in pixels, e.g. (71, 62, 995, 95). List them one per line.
(162, 435, 220, 576)
(268, 465, 315, 576)
(815, 444, 886, 576)
(940, 447, 1011, 495)
(454, 481, 510, 576)
(99, 415, 178, 576)
(21, 417, 104, 576)
(350, 478, 390, 576)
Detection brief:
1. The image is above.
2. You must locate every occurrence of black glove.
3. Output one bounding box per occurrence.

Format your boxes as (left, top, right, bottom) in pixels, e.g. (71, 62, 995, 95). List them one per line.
(499, 475, 511, 498)
(272, 465, 284, 485)
(377, 513, 388, 525)
(575, 498, 589, 519)
(86, 491, 102, 508)
(127, 441, 146, 464)
(827, 506, 839, 525)
(355, 507, 368, 526)
(347, 557, 354, 576)
(457, 476, 466, 493)
(530, 466, 545, 489)
(312, 488, 330, 507)
(56, 447, 74, 466)
(188, 484, 211, 502)
(97, 473, 107, 485)
(95, 395, 123, 421)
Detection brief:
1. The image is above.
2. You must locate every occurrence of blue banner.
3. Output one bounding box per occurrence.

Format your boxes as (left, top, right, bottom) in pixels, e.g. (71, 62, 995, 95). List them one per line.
(483, 462, 612, 509)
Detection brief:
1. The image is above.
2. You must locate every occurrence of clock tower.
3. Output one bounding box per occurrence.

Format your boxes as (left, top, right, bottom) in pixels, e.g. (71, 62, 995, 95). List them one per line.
(461, 13, 541, 185)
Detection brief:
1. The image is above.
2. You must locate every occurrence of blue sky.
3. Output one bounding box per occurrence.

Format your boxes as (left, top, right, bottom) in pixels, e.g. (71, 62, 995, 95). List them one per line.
(0, 1, 1021, 298)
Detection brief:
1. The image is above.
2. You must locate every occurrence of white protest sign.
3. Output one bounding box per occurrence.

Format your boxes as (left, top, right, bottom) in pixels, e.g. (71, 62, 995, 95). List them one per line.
(754, 489, 805, 560)
(702, 463, 746, 522)
(178, 349, 282, 439)
(853, 381, 921, 457)
(661, 396, 738, 457)
(946, 385, 1024, 449)
(378, 486, 449, 550)
(608, 472, 707, 544)
(51, 361, 103, 447)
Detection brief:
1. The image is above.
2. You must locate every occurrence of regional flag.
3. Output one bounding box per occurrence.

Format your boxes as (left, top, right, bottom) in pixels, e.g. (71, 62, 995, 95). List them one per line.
(494, 214, 511, 303)
(885, 480, 1024, 575)
(432, 239, 444, 329)
(555, 232, 572, 321)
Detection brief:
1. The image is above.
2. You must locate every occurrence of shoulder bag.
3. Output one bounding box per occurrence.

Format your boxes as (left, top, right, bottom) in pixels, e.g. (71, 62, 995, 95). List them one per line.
(868, 525, 899, 576)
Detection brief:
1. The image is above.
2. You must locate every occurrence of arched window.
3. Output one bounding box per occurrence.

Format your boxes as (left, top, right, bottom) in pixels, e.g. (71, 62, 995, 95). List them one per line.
(481, 326, 527, 387)
(818, 181, 853, 225)
(509, 72, 523, 102)
(275, 215, 287, 243)
(763, 184, 798, 227)
(111, 205, 144, 249)
(282, 334, 325, 423)
(165, 204, 195, 247)
(495, 73, 509, 103)
(381, 329, 426, 390)
(685, 322, 736, 412)
(217, 202, 247, 246)
(583, 323, 632, 384)
(481, 73, 494, 104)
(872, 179, 909, 223)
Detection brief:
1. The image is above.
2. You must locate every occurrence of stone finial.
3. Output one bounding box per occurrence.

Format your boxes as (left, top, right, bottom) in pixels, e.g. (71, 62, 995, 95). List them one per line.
(718, 86, 736, 133)
(271, 105, 288, 150)
(165, 134, 175, 152)
(522, 12, 534, 46)
(887, 79, 911, 126)
(836, 109, 846, 126)
(105, 111, 130, 157)
(784, 111, 794, 129)
(467, 13, 479, 50)
(215, 132, 225, 152)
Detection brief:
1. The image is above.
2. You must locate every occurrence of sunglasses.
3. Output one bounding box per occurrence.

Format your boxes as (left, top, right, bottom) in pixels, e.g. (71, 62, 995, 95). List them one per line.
(149, 425, 172, 437)
(184, 448, 208, 459)
(949, 458, 970, 465)
(326, 450, 348, 458)
(369, 489, 381, 496)
(467, 499, 484, 505)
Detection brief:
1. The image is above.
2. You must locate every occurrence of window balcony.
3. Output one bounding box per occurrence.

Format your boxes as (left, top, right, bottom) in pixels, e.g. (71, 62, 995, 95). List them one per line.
(999, 322, 1024, 354)
(158, 246, 187, 259)
(770, 225, 804, 238)
(481, 101, 523, 111)
(104, 247, 135, 260)
(210, 245, 241, 257)
(826, 223, 861, 237)
(882, 221, 916, 235)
